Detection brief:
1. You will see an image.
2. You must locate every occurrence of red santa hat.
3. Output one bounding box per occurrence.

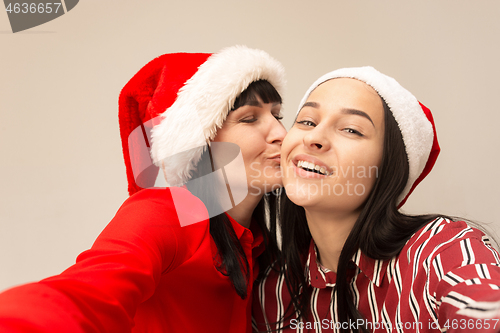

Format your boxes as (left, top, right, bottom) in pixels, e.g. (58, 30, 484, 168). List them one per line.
(297, 66, 440, 207)
(119, 46, 286, 195)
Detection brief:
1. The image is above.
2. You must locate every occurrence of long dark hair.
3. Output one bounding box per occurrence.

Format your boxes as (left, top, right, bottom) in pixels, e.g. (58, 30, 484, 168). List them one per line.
(280, 97, 444, 331)
(187, 80, 282, 299)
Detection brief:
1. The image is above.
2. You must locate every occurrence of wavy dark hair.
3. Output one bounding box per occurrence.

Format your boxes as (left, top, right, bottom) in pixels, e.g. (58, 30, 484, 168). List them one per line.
(279, 97, 445, 332)
(187, 80, 282, 299)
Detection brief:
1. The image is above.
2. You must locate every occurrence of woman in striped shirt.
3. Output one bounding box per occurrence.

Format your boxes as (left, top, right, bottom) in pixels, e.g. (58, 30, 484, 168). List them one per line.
(253, 67, 500, 332)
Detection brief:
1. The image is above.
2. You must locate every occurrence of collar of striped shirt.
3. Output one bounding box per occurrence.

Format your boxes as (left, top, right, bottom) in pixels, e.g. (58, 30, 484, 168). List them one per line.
(306, 240, 390, 288)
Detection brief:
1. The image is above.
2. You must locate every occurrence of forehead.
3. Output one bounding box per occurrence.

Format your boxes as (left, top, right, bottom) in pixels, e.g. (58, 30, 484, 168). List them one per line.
(307, 78, 381, 106)
(303, 78, 385, 128)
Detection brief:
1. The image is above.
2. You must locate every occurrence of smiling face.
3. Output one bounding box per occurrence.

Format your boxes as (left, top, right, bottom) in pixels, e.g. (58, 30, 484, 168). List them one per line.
(282, 78, 385, 215)
(213, 96, 286, 196)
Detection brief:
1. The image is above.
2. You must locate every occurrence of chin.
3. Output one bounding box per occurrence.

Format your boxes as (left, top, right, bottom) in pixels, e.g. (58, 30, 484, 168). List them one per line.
(284, 180, 366, 212)
(284, 183, 320, 206)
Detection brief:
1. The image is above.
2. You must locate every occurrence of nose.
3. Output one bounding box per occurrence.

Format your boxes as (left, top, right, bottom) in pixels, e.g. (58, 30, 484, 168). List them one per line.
(303, 125, 330, 151)
(266, 116, 287, 145)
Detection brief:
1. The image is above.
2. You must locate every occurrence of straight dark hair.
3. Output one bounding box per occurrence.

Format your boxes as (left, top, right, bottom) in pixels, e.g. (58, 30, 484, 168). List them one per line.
(280, 97, 446, 331)
(187, 80, 282, 299)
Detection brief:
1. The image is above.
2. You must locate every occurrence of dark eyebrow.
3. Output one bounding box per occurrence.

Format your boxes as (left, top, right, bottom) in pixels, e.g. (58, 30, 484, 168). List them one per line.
(300, 101, 319, 110)
(340, 108, 375, 127)
(300, 101, 375, 127)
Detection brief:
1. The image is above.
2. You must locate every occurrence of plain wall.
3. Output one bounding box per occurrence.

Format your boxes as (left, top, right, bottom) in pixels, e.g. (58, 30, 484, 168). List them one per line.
(1, 0, 499, 291)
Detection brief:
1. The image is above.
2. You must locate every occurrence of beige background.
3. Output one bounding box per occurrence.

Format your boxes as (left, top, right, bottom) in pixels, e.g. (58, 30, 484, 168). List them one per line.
(1, 0, 499, 291)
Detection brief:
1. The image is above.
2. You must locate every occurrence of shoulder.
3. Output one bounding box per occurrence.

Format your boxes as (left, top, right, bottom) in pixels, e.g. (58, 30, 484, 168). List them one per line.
(403, 217, 495, 262)
(115, 187, 209, 229)
(89, 187, 211, 271)
(99, 187, 210, 254)
(409, 217, 485, 245)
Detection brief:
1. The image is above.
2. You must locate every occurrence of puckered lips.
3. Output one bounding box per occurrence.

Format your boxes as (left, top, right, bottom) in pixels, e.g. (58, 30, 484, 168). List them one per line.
(291, 154, 333, 179)
(267, 153, 281, 164)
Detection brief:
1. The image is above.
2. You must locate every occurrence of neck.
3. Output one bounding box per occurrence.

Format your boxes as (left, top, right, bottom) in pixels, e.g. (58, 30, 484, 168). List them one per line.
(226, 192, 263, 229)
(305, 208, 360, 272)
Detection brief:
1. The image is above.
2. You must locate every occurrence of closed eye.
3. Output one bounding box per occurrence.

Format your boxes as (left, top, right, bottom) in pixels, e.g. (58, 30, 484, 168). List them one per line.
(239, 117, 257, 123)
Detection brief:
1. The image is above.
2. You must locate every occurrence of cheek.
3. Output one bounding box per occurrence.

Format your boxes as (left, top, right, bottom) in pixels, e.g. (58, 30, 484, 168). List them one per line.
(230, 128, 263, 159)
(336, 143, 382, 184)
(364, 142, 383, 179)
(240, 140, 263, 168)
(281, 128, 301, 159)
(238, 140, 268, 183)
(280, 137, 297, 183)
(242, 153, 262, 179)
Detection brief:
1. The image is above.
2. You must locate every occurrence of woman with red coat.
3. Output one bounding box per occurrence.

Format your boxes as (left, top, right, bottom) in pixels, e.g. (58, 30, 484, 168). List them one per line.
(0, 45, 286, 333)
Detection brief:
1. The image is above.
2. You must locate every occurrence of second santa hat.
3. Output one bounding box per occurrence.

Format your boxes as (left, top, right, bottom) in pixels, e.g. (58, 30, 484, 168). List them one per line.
(297, 66, 440, 207)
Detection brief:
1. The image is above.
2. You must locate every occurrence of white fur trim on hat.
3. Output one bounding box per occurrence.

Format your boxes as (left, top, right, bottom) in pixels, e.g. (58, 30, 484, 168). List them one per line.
(150, 45, 286, 186)
(297, 66, 433, 204)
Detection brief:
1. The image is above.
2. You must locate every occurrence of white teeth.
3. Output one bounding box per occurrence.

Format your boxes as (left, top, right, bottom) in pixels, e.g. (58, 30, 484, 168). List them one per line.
(296, 160, 329, 175)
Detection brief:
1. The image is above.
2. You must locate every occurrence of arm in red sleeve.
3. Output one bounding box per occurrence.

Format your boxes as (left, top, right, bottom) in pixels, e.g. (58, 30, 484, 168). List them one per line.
(0, 187, 208, 333)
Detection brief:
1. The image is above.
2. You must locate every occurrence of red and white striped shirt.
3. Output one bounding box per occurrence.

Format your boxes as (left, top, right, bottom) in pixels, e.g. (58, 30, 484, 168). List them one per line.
(253, 218, 500, 332)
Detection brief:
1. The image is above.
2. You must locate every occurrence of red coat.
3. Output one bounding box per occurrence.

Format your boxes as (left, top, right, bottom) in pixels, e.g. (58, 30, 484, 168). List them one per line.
(0, 187, 264, 333)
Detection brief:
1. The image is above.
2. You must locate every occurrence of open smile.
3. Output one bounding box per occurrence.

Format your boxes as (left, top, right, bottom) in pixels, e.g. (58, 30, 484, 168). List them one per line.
(291, 154, 333, 178)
